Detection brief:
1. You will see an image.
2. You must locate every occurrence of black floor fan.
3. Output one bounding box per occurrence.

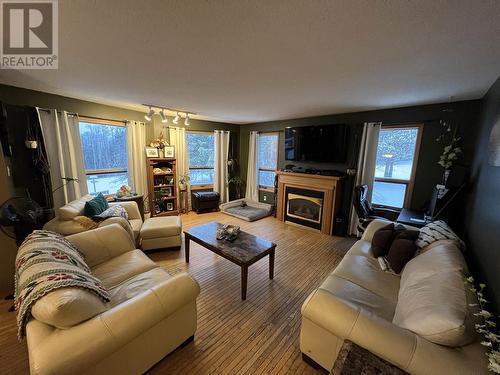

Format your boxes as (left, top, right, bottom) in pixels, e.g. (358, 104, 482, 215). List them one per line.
(0, 196, 44, 311)
(0, 195, 44, 246)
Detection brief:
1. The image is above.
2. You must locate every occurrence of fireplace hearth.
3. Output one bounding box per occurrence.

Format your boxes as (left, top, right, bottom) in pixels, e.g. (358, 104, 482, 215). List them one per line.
(285, 187, 324, 230)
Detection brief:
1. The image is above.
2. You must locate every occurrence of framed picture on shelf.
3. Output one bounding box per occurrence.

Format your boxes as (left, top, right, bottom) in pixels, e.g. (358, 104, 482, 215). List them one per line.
(166, 202, 174, 211)
(145, 147, 159, 158)
(164, 145, 175, 158)
(160, 186, 172, 196)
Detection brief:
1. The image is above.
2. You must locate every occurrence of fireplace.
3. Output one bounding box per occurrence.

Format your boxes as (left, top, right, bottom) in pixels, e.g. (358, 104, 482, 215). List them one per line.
(276, 171, 343, 235)
(285, 187, 324, 230)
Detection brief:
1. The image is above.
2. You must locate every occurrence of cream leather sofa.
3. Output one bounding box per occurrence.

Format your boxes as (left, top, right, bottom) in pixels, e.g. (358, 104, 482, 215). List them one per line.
(26, 224, 200, 375)
(44, 194, 143, 243)
(300, 219, 487, 374)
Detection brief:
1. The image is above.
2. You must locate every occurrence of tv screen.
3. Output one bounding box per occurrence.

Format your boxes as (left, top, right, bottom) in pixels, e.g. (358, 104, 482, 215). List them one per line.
(284, 124, 348, 163)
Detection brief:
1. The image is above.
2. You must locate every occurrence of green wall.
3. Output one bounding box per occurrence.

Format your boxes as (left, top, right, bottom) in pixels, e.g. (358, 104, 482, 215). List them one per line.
(0, 84, 239, 143)
(239, 100, 481, 211)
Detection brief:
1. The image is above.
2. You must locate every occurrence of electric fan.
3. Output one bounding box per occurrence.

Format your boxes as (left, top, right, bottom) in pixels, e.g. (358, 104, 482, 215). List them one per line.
(0, 196, 44, 246)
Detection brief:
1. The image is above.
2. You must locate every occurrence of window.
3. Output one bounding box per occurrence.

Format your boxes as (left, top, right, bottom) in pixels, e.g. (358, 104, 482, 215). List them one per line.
(258, 132, 279, 188)
(186, 131, 215, 186)
(371, 125, 422, 208)
(79, 118, 128, 195)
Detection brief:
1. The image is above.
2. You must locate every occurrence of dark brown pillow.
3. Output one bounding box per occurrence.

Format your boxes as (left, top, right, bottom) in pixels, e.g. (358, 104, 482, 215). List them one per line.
(371, 223, 395, 257)
(386, 229, 420, 273)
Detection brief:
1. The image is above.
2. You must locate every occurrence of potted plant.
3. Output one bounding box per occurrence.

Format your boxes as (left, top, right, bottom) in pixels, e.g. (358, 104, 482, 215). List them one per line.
(228, 176, 245, 199)
(179, 173, 190, 191)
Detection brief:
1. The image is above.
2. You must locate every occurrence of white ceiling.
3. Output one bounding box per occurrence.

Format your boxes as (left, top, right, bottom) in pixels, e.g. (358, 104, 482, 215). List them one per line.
(1, 0, 500, 124)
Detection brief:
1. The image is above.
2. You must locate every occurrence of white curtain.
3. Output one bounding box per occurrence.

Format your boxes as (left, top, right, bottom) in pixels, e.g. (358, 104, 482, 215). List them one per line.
(245, 131, 259, 201)
(168, 126, 191, 210)
(127, 120, 148, 207)
(37, 109, 88, 208)
(214, 130, 230, 203)
(348, 122, 382, 235)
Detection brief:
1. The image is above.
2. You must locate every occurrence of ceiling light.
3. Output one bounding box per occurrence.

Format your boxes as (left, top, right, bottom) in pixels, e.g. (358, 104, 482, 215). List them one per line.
(145, 107, 154, 122)
(159, 109, 168, 123)
(184, 113, 190, 126)
(173, 112, 180, 125)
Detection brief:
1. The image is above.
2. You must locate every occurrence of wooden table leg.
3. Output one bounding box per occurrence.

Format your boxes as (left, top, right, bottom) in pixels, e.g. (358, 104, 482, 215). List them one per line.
(185, 235, 190, 263)
(241, 266, 248, 300)
(269, 248, 275, 279)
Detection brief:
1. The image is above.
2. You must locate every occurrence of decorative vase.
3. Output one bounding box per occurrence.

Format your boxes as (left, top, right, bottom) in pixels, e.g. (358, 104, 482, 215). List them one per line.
(442, 169, 451, 186)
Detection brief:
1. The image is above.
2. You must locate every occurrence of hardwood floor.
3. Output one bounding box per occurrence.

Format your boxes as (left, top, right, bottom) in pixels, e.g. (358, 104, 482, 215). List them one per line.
(0, 212, 355, 374)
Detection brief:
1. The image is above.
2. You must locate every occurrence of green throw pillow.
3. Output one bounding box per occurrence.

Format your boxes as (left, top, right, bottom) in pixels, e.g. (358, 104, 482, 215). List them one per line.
(84, 193, 109, 217)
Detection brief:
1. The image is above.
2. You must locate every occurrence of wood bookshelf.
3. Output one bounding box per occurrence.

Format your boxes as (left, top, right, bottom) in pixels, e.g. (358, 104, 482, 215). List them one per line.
(146, 158, 179, 217)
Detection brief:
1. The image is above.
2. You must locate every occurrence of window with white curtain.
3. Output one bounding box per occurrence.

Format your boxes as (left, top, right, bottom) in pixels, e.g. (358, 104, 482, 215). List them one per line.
(371, 124, 422, 208)
(186, 131, 215, 186)
(257, 132, 279, 188)
(78, 117, 128, 195)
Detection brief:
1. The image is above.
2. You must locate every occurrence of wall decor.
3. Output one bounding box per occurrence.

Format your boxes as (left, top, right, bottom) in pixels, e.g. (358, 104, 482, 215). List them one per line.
(164, 145, 175, 158)
(145, 147, 159, 158)
(166, 202, 174, 211)
(488, 117, 500, 166)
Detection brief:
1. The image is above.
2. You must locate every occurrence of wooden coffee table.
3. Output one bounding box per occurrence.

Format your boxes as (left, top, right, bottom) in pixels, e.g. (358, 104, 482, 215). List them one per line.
(184, 221, 276, 300)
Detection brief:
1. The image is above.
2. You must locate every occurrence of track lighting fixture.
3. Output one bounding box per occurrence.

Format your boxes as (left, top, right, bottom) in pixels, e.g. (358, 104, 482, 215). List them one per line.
(142, 105, 195, 125)
(173, 112, 180, 125)
(144, 106, 155, 122)
(159, 109, 168, 123)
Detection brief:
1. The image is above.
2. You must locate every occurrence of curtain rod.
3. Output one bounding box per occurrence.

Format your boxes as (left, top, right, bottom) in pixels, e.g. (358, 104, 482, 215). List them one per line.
(37, 107, 128, 123)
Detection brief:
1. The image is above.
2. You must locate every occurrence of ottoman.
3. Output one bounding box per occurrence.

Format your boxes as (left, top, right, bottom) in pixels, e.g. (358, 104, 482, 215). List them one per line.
(191, 191, 220, 213)
(140, 216, 182, 251)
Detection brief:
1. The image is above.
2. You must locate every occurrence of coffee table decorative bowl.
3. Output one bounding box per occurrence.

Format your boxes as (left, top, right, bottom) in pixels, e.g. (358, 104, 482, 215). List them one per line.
(184, 221, 276, 300)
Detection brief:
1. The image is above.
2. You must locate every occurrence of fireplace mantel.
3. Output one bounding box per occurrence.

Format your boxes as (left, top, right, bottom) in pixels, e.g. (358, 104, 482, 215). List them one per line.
(276, 171, 344, 235)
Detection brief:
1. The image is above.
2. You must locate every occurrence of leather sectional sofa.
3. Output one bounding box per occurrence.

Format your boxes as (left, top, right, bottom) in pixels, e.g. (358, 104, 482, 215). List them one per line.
(300, 219, 487, 374)
(26, 224, 200, 374)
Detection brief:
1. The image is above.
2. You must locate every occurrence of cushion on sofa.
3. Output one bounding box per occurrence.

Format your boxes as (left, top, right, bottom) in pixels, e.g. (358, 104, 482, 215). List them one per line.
(394, 239, 477, 346)
(393, 270, 478, 346)
(415, 220, 464, 249)
(94, 205, 128, 221)
(84, 193, 109, 217)
(91, 249, 158, 289)
(31, 288, 108, 329)
(371, 223, 395, 257)
(385, 228, 419, 274)
(400, 240, 468, 287)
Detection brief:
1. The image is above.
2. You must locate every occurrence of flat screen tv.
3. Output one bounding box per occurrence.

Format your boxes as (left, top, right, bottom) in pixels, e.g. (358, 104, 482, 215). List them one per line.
(284, 124, 348, 163)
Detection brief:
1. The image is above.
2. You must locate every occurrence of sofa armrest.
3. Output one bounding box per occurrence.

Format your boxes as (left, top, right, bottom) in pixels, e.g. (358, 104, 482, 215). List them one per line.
(301, 289, 488, 374)
(109, 201, 142, 221)
(302, 289, 417, 370)
(66, 224, 136, 267)
(27, 273, 199, 375)
(97, 216, 135, 242)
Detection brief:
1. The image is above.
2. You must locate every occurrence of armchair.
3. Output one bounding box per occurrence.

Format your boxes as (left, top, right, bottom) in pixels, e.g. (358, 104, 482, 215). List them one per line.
(353, 185, 399, 234)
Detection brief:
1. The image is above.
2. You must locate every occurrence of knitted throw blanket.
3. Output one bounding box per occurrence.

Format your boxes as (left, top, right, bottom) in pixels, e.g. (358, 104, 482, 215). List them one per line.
(15, 230, 110, 339)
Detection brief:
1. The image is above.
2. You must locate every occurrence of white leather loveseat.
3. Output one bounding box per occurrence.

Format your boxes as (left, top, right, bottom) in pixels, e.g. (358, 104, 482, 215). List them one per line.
(300, 219, 487, 374)
(44, 194, 143, 243)
(26, 224, 200, 375)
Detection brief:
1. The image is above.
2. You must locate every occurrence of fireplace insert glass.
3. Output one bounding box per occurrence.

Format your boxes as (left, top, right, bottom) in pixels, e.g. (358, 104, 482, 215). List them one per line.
(284, 187, 324, 230)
